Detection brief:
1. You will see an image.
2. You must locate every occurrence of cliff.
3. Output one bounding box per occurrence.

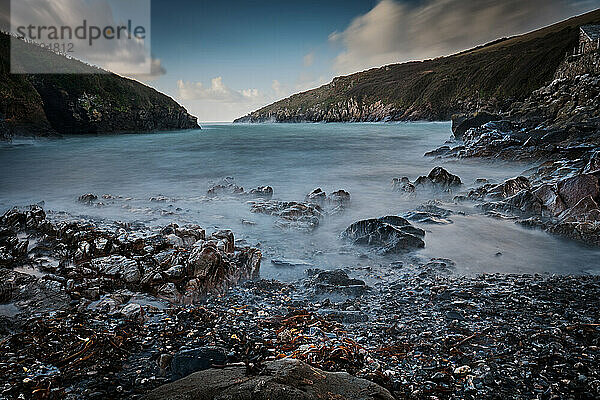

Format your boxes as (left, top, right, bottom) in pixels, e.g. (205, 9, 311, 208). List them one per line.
(235, 9, 600, 123)
(0, 33, 199, 139)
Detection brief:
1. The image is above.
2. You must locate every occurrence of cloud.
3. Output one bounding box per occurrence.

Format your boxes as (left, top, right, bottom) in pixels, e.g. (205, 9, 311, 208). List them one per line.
(9, 0, 153, 75)
(303, 52, 315, 67)
(177, 77, 261, 103)
(271, 79, 286, 97)
(329, 0, 598, 74)
(119, 58, 166, 82)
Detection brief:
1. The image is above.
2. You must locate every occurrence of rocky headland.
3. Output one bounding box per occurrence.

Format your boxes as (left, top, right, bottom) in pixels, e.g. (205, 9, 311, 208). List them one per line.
(234, 10, 600, 123)
(0, 33, 199, 141)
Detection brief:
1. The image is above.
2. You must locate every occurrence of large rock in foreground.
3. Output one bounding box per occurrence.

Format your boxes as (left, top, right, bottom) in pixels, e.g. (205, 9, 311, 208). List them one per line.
(143, 358, 394, 400)
(341, 215, 425, 254)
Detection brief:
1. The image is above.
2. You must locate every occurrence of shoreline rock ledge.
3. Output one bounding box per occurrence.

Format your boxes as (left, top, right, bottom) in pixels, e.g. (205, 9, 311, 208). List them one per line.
(143, 358, 394, 400)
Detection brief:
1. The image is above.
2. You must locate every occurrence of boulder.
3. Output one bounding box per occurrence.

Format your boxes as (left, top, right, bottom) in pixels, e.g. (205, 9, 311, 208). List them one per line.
(305, 188, 327, 205)
(143, 358, 394, 400)
(341, 216, 425, 254)
(309, 269, 368, 296)
(328, 189, 351, 207)
(404, 211, 452, 224)
(186, 242, 261, 294)
(557, 174, 599, 208)
(427, 166, 462, 187)
(452, 112, 500, 139)
(249, 200, 323, 231)
(78, 193, 98, 204)
(206, 177, 244, 197)
(414, 167, 461, 189)
(171, 346, 227, 380)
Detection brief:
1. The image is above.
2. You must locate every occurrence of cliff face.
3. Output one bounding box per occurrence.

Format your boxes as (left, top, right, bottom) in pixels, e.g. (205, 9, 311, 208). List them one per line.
(235, 9, 600, 123)
(0, 33, 199, 139)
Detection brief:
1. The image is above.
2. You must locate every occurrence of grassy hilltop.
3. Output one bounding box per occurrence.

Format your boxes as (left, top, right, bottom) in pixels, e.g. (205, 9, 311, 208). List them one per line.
(235, 9, 600, 123)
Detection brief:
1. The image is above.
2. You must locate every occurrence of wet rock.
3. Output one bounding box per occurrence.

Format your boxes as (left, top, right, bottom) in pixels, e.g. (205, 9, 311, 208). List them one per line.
(311, 269, 367, 296)
(171, 346, 227, 380)
(533, 184, 567, 216)
(404, 211, 453, 224)
(307, 269, 369, 296)
(145, 358, 395, 400)
(185, 237, 261, 295)
(207, 178, 273, 199)
(206, 177, 244, 197)
(92, 255, 141, 283)
(452, 112, 501, 139)
(157, 282, 181, 303)
(341, 216, 425, 254)
(271, 259, 312, 268)
(557, 196, 600, 223)
(164, 264, 186, 280)
(486, 176, 530, 199)
(423, 258, 456, 273)
(305, 188, 351, 208)
(392, 177, 415, 193)
(424, 145, 451, 157)
(415, 167, 462, 189)
(329, 189, 351, 207)
(156, 353, 173, 370)
(249, 200, 323, 231)
(428, 166, 462, 187)
(305, 188, 327, 204)
(1, 205, 46, 231)
(557, 174, 599, 208)
(211, 230, 235, 254)
(78, 193, 98, 205)
(248, 185, 273, 199)
(120, 303, 145, 322)
(584, 151, 600, 173)
(499, 190, 544, 214)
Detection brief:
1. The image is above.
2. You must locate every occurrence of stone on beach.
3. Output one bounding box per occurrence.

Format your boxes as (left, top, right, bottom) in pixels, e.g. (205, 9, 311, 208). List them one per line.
(143, 358, 395, 400)
(341, 215, 425, 253)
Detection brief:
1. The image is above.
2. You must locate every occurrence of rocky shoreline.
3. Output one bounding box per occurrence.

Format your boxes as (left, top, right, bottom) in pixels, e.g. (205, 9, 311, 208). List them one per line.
(3, 68, 600, 399)
(1, 239, 599, 399)
(1, 175, 599, 399)
(423, 73, 600, 248)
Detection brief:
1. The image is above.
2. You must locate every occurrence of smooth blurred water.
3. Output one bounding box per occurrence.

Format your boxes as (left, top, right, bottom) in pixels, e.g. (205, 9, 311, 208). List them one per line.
(1, 122, 599, 279)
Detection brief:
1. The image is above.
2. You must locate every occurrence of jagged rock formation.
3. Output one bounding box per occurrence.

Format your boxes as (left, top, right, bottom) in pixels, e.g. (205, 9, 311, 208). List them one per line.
(0, 33, 199, 140)
(0, 206, 261, 302)
(235, 10, 600, 123)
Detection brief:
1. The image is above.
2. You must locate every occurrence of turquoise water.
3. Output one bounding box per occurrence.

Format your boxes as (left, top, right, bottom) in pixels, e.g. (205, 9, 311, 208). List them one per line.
(1, 123, 599, 278)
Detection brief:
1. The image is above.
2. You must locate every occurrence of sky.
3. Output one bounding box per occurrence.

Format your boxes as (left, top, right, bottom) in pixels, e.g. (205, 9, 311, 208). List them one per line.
(4, 0, 600, 121)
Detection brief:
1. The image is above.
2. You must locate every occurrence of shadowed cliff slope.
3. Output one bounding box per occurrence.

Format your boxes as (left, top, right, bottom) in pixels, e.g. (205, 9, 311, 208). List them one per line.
(0, 33, 199, 139)
(235, 9, 600, 123)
